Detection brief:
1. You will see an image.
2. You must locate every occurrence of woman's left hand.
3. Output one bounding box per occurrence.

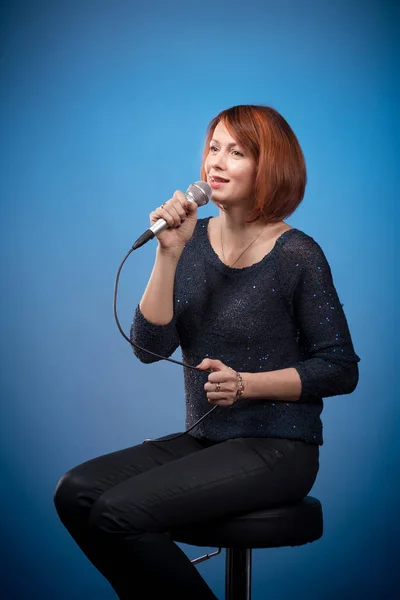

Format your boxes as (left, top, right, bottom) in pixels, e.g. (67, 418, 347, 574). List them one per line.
(196, 358, 241, 406)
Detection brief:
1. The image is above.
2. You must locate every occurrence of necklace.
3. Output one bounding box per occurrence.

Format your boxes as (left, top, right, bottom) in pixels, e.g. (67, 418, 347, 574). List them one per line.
(220, 223, 269, 268)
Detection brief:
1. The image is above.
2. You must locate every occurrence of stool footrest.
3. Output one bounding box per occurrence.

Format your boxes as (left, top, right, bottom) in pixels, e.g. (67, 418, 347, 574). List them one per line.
(191, 547, 222, 565)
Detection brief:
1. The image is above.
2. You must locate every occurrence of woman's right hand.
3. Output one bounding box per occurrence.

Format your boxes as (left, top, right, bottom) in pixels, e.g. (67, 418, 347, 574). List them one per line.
(150, 190, 198, 252)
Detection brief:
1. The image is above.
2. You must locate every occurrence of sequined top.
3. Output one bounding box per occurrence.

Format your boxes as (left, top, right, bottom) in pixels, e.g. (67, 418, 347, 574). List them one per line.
(131, 217, 360, 445)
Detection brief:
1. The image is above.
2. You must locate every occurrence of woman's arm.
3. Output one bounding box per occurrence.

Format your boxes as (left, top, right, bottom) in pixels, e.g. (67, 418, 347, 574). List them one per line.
(243, 237, 361, 402)
(199, 235, 360, 405)
(130, 249, 183, 364)
(130, 191, 198, 363)
(242, 367, 302, 401)
(197, 360, 302, 405)
(272, 235, 360, 401)
(139, 247, 183, 325)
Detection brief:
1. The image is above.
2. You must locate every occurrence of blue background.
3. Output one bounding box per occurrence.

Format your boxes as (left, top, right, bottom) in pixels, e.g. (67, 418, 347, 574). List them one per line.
(0, 0, 398, 598)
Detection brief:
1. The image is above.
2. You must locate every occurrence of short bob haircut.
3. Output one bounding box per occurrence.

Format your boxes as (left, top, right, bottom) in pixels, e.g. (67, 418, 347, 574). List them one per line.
(200, 105, 307, 223)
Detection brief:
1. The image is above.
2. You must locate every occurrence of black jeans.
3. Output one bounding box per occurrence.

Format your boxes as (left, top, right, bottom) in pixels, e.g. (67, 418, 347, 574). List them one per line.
(54, 433, 319, 599)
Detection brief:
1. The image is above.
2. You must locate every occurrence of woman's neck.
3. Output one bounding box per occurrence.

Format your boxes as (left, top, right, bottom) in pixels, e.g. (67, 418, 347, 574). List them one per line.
(208, 212, 291, 269)
(218, 209, 268, 244)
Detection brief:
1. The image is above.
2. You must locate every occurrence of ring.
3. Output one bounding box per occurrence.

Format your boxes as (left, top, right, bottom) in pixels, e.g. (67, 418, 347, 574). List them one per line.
(215, 383, 221, 392)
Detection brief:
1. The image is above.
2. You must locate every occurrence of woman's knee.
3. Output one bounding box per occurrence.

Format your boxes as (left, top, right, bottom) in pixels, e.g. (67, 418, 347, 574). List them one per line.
(53, 469, 90, 521)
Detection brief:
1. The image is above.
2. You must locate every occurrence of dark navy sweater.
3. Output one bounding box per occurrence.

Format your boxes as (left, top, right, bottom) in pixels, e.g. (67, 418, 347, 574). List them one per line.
(131, 217, 360, 445)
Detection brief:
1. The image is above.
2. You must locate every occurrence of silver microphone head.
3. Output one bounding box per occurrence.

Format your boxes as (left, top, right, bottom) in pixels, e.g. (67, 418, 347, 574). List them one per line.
(185, 181, 211, 206)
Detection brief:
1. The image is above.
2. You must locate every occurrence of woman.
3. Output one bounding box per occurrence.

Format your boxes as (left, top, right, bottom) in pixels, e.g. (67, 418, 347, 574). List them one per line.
(54, 105, 360, 599)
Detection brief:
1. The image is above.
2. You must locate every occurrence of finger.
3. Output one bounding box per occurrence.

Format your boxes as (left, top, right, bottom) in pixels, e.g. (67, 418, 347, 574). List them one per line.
(174, 191, 198, 215)
(197, 358, 225, 371)
(185, 199, 198, 214)
(150, 205, 176, 228)
(165, 202, 184, 227)
(158, 192, 191, 226)
(206, 391, 226, 399)
(151, 202, 183, 228)
(173, 190, 188, 205)
(196, 358, 213, 370)
(209, 359, 226, 370)
(208, 371, 235, 384)
(206, 394, 234, 406)
(171, 190, 191, 221)
(204, 382, 227, 392)
(169, 191, 188, 213)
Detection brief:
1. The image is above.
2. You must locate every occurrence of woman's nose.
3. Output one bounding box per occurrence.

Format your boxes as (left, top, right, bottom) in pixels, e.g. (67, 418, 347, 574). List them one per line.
(210, 151, 227, 170)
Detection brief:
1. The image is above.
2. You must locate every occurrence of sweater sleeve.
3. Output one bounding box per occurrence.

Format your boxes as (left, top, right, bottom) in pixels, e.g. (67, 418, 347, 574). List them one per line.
(129, 221, 203, 364)
(130, 305, 180, 364)
(278, 233, 360, 400)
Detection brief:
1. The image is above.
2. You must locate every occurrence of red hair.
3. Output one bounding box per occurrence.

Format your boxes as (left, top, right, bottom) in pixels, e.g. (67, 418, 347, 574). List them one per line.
(200, 105, 307, 222)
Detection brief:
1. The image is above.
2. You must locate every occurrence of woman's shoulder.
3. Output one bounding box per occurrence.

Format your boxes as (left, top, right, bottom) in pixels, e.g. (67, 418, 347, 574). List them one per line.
(195, 216, 213, 229)
(189, 216, 212, 243)
(180, 217, 211, 256)
(276, 226, 329, 267)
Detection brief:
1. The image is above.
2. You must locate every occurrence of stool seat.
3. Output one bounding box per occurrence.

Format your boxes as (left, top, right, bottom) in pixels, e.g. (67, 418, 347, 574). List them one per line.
(173, 496, 322, 599)
(173, 496, 323, 549)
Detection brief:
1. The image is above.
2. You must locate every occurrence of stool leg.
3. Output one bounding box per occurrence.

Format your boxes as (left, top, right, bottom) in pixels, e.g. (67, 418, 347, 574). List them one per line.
(225, 548, 252, 600)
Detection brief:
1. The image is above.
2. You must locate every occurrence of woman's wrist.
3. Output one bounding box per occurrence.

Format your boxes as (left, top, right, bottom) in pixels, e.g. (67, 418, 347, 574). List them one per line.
(234, 372, 245, 402)
(156, 245, 185, 262)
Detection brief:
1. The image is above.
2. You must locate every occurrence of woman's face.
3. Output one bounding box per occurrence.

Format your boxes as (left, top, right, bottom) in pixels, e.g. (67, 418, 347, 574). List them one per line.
(204, 121, 257, 210)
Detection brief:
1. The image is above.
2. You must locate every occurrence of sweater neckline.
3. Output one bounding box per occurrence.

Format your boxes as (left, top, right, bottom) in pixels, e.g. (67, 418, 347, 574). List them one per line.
(200, 216, 298, 273)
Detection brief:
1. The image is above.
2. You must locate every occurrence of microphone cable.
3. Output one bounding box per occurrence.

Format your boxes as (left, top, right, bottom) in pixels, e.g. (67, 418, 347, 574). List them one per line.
(113, 243, 219, 441)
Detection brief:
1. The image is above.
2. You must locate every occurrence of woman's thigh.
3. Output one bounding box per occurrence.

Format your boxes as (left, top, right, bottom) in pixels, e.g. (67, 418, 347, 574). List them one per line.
(90, 436, 319, 534)
(54, 432, 212, 512)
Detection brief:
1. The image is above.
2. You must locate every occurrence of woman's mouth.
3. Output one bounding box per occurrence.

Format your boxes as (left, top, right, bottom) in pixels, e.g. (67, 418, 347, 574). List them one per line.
(209, 176, 229, 189)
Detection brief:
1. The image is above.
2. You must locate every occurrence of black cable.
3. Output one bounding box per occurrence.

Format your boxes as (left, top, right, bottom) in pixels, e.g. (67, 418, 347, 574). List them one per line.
(113, 244, 218, 440)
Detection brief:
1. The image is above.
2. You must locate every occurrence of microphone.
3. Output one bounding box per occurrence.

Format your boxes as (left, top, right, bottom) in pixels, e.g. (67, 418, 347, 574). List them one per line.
(132, 181, 212, 250)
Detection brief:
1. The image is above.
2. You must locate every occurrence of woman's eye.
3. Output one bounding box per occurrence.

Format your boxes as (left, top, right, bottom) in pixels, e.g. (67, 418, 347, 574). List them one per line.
(209, 146, 218, 153)
(232, 150, 244, 157)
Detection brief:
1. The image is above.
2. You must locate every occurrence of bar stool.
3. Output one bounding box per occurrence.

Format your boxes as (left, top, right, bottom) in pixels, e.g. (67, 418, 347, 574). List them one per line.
(173, 496, 323, 600)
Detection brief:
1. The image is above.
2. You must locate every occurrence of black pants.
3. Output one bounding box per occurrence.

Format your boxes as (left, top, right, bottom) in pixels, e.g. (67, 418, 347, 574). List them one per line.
(54, 432, 319, 599)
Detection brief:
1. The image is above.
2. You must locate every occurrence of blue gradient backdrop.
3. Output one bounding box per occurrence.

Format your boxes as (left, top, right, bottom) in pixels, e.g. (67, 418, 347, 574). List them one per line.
(0, 1, 398, 598)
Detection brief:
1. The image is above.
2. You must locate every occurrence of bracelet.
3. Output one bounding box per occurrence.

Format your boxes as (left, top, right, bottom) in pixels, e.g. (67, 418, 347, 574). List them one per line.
(234, 372, 245, 402)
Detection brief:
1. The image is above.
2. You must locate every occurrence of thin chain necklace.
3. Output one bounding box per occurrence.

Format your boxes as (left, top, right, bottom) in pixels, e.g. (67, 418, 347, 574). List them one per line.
(220, 223, 269, 268)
